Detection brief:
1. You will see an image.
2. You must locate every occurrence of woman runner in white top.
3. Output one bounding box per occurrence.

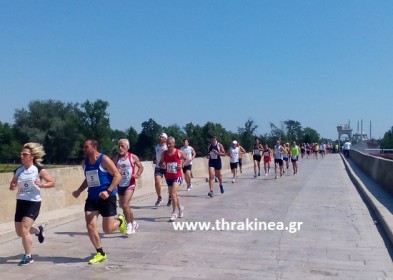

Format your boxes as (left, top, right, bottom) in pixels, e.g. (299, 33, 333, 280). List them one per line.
(9, 143, 55, 266)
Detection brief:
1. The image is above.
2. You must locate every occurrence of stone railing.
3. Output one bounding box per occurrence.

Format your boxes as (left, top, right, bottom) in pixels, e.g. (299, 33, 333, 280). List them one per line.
(0, 154, 253, 223)
(349, 149, 393, 196)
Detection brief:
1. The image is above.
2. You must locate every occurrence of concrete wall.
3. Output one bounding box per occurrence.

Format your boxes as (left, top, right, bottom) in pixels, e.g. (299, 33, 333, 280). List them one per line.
(349, 149, 393, 196)
(0, 153, 253, 224)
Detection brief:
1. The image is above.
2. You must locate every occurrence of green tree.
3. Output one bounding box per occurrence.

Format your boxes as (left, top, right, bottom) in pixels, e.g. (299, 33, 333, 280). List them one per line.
(0, 122, 21, 163)
(381, 126, 393, 149)
(134, 118, 162, 160)
(77, 99, 112, 154)
(238, 118, 258, 152)
(202, 122, 231, 151)
(269, 122, 285, 141)
(183, 123, 205, 157)
(284, 120, 303, 142)
(112, 129, 128, 142)
(45, 111, 83, 163)
(302, 127, 320, 144)
(162, 124, 186, 147)
(126, 126, 139, 151)
(13, 100, 82, 163)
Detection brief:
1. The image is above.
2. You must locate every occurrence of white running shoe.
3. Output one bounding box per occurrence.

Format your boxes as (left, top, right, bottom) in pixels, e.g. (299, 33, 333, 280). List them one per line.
(126, 223, 134, 235)
(132, 221, 139, 233)
(169, 213, 177, 222)
(232, 179, 235, 183)
(178, 205, 184, 218)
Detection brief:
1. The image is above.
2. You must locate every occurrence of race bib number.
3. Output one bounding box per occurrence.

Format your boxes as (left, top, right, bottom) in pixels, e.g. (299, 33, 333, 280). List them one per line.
(86, 170, 100, 187)
(210, 151, 218, 159)
(253, 149, 260, 155)
(167, 162, 178, 173)
(119, 168, 131, 187)
(18, 179, 34, 193)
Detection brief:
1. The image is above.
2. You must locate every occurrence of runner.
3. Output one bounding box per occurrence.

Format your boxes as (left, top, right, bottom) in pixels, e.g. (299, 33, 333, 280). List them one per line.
(262, 144, 272, 176)
(306, 143, 311, 159)
(9, 142, 56, 266)
(237, 142, 247, 174)
(282, 143, 290, 171)
(252, 138, 263, 178)
(112, 139, 144, 235)
(159, 136, 190, 221)
(290, 141, 300, 175)
(300, 143, 306, 159)
(273, 140, 284, 179)
(72, 139, 125, 265)
(153, 133, 170, 207)
(227, 140, 240, 183)
(180, 138, 196, 191)
(320, 142, 326, 158)
(207, 136, 226, 197)
(314, 143, 320, 159)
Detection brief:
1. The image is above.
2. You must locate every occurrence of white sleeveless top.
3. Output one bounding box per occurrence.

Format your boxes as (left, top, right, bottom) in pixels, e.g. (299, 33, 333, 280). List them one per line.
(274, 145, 283, 160)
(15, 164, 42, 202)
(116, 153, 135, 187)
(180, 146, 194, 165)
(155, 144, 167, 168)
(228, 147, 240, 163)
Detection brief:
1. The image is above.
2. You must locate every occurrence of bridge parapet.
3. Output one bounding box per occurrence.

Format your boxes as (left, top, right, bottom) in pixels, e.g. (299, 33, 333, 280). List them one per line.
(349, 149, 393, 196)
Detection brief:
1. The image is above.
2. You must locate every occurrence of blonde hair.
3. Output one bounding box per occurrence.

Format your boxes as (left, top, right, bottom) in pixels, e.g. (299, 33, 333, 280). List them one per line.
(23, 142, 46, 166)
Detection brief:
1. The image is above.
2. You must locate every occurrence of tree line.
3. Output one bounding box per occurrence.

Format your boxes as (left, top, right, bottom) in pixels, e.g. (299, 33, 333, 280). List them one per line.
(0, 99, 331, 164)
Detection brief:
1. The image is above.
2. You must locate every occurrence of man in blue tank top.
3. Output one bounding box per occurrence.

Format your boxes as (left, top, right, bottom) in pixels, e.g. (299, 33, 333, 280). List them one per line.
(72, 139, 125, 265)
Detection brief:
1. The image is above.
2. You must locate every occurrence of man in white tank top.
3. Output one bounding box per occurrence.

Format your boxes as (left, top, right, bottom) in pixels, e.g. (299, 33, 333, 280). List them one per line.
(113, 139, 144, 235)
(180, 138, 196, 191)
(273, 140, 284, 179)
(153, 133, 171, 206)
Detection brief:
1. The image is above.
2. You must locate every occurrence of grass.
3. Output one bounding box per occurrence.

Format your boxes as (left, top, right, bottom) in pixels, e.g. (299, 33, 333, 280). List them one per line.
(0, 164, 74, 173)
(0, 164, 19, 173)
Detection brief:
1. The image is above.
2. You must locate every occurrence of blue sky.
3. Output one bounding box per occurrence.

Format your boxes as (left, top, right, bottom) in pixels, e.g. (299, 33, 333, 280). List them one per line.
(1, 1, 392, 140)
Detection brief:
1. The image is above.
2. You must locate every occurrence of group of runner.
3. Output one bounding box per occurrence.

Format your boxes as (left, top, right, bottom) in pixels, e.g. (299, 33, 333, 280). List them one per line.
(299, 142, 333, 159)
(8, 134, 310, 266)
(251, 138, 301, 179)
